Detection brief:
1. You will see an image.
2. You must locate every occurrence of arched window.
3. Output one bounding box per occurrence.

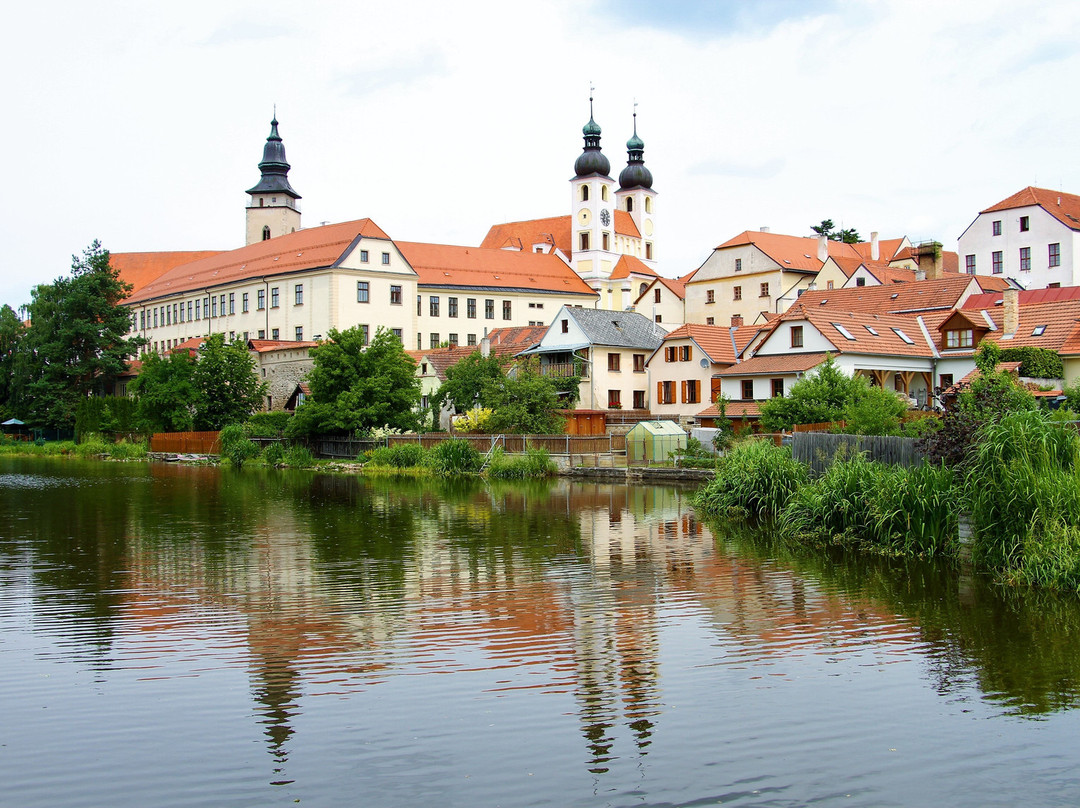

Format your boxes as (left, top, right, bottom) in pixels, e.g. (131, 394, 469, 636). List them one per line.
(262, 226, 271, 241)
(580, 185, 589, 202)
(259, 198, 265, 207)
(626, 198, 633, 213)
(639, 282, 648, 297)
(644, 197, 652, 213)
(601, 185, 609, 202)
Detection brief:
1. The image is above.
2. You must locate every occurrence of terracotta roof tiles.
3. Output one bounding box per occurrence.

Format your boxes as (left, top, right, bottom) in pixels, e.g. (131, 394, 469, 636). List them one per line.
(717, 351, 831, 377)
(111, 251, 224, 296)
(981, 186, 1080, 232)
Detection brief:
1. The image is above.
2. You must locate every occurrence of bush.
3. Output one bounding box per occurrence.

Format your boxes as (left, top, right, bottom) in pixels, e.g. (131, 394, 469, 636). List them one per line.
(366, 443, 427, 468)
(427, 439, 482, 475)
(454, 407, 493, 434)
(282, 444, 316, 468)
(108, 439, 148, 460)
(485, 447, 555, 479)
(782, 454, 956, 557)
(75, 434, 109, 458)
(262, 442, 285, 465)
(692, 439, 808, 518)
(219, 424, 261, 468)
(999, 346, 1064, 379)
(246, 412, 293, 438)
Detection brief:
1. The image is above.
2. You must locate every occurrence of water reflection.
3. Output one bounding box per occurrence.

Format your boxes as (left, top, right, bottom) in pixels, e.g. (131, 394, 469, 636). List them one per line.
(3, 457, 1080, 806)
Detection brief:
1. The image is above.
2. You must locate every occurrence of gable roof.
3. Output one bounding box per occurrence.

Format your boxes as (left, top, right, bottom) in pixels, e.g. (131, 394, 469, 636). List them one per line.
(111, 251, 224, 296)
(713, 230, 865, 272)
(485, 325, 549, 352)
(397, 241, 597, 297)
(566, 307, 666, 350)
(960, 291, 1080, 352)
(851, 237, 907, 263)
(247, 339, 320, 354)
(798, 275, 984, 315)
(981, 186, 1080, 231)
(479, 210, 642, 257)
(659, 323, 739, 364)
(127, 219, 392, 304)
(779, 306, 937, 358)
(609, 254, 659, 280)
(717, 351, 831, 377)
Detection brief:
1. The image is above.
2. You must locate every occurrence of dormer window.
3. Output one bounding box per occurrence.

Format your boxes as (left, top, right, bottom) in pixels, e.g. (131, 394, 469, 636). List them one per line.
(945, 329, 973, 348)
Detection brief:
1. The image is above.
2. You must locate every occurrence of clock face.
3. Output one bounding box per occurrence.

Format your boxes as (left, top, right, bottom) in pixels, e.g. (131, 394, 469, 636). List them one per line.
(600, 208, 611, 227)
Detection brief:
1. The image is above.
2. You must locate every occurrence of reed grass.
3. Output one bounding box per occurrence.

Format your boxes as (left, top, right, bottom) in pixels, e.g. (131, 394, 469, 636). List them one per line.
(692, 439, 807, 518)
(485, 448, 555, 479)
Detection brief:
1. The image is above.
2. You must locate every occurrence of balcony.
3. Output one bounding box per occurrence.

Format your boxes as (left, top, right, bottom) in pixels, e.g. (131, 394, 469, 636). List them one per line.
(542, 362, 588, 379)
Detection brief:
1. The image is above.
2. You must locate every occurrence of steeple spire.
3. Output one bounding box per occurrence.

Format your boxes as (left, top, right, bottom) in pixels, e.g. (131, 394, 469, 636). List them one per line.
(574, 85, 610, 178)
(618, 105, 653, 190)
(246, 114, 301, 199)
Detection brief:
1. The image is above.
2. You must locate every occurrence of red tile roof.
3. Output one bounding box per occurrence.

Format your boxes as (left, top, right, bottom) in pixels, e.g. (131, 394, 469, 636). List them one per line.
(609, 254, 658, 280)
(718, 351, 831, 377)
(960, 296, 1080, 351)
(660, 323, 740, 364)
(962, 286, 1080, 309)
(485, 325, 549, 351)
(798, 275, 981, 314)
(127, 219, 391, 304)
(165, 337, 205, 357)
(111, 251, 224, 296)
(697, 400, 762, 419)
(981, 186, 1080, 231)
(851, 237, 907, 262)
(479, 210, 641, 256)
(780, 306, 937, 358)
(248, 339, 320, 354)
(397, 241, 597, 297)
(714, 230, 865, 272)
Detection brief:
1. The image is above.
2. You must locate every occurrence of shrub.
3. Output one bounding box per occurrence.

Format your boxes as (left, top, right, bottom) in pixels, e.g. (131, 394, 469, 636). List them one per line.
(454, 407, 494, 434)
(282, 444, 316, 468)
(426, 439, 482, 475)
(486, 447, 555, 479)
(262, 442, 285, 465)
(998, 346, 1064, 379)
(246, 411, 293, 438)
(108, 439, 148, 460)
(693, 439, 807, 518)
(219, 424, 261, 468)
(75, 434, 109, 458)
(366, 443, 427, 468)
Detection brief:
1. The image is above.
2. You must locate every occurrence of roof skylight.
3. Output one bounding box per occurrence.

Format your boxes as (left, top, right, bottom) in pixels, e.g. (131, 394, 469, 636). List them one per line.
(1032, 325, 1047, 336)
(831, 323, 856, 340)
(892, 327, 915, 345)
(865, 326, 879, 336)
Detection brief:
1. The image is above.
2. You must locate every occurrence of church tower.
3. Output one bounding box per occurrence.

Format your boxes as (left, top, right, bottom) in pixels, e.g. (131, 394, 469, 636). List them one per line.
(615, 110, 657, 266)
(245, 116, 301, 246)
(570, 93, 618, 286)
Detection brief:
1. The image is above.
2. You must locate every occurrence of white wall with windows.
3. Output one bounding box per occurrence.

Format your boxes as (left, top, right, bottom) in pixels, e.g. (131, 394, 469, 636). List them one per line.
(958, 204, 1080, 289)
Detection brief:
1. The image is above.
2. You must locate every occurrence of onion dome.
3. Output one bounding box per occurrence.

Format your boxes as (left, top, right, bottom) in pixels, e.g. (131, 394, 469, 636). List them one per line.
(618, 113, 653, 190)
(246, 116, 301, 199)
(574, 95, 611, 178)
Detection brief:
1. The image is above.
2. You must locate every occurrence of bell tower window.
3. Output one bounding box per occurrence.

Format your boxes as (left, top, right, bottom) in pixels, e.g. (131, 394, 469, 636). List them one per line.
(645, 197, 652, 213)
(580, 185, 589, 202)
(262, 226, 271, 241)
(259, 198, 264, 207)
(601, 185, 609, 202)
(626, 198, 633, 212)
(580, 232, 591, 251)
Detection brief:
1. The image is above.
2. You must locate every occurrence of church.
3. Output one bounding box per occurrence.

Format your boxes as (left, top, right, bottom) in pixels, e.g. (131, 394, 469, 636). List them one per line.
(118, 100, 665, 357)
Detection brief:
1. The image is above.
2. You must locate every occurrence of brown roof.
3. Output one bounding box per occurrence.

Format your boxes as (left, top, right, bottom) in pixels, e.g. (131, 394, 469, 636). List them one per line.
(960, 295, 1080, 352)
(780, 306, 937, 358)
(609, 254, 658, 280)
(851, 237, 907, 263)
(127, 219, 391, 304)
(981, 186, 1080, 231)
(798, 275, 981, 315)
(479, 210, 641, 257)
(165, 337, 204, 357)
(697, 400, 762, 419)
(485, 325, 549, 351)
(398, 241, 597, 297)
(247, 339, 320, 354)
(111, 251, 224, 296)
(659, 323, 739, 364)
(718, 351, 831, 377)
(713, 230, 865, 272)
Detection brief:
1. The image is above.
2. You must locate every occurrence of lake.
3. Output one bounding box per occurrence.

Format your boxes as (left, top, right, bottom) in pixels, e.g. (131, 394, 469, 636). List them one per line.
(2, 456, 1079, 807)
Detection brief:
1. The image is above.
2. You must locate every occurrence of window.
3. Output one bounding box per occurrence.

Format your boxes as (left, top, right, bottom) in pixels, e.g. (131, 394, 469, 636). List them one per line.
(257, 289, 265, 310)
(359, 250, 369, 263)
(390, 285, 402, 305)
(939, 373, 954, 390)
(945, 329, 973, 348)
(392, 328, 402, 341)
(466, 298, 476, 318)
(381, 252, 390, 265)
(448, 297, 458, 318)
(735, 258, 742, 272)
(855, 277, 866, 287)
(357, 281, 369, 303)
(891, 327, 915, 345)
(1032, 324, 1047, 336)
(655, 315, 662, 323)
(262, 225, 271, 241)
(1020, 216, 1030, 232)
(153, 309, 158, 328)
(448, 333, 458, 346)
(679, 345, 692, 362)
(992, 220, 1002, 236)
(684, 379, 700, 404)
(992, 251, 1003, 274)
(220, 294, 226, 315)
(706, 317, 715, 325)
(579, 232, 591, 251)
(1049, 243, 1061, 268)
(211, 297, 217, 317)
(580, 185, 589, 202)
(760, 282, 770, 298)
(165, 306, 171, 326)
(294, 285, 303, 305)
(271, 287, 279, 308)
(831, 323, 856, 341)
(733, 286, 742, 301)
(608, 353, 621, 372)
(430, 296, 440, 317)
(659, 380, 675, 404)
(242, 292, 249, 313)
(195, 300, 200, 320)
(430, 333, 439, 349)
(295, 326, 303, 341)
(258, 329, 265, 339)
(561, 319, 569, 333)
(791, 325, 804, 348)
(965, 254, 976, 274)
(271, 328, 279, 340)
(485, 299, 495, 319)
(502, 300, 512, 320)
(467, 334, 476, 346)
(1020, 247, 1031, 271)
(187, 301, 193, 320)
(741, 379, 754, 399)
(359, 325, 369, 346)
(645, 197, 652, 213)
(645, 242, 653, 260)
(602, 232, 610, 251)
(626, 197, 633, 212)
(417, 295, 422, 316)
(654, 287, 661, 303)
(706, 289, 715, 304)
(771, 378, 784, 398)
(608, 389, 621, 409)
(633, 390, 646, 409)
(633, 353, 645, 372)
(601, 185, 609, 202)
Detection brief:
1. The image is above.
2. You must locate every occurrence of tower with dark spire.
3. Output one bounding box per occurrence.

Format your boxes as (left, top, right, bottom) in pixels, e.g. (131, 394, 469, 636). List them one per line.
(245, 115, 302, 246)
(571, 89, 619, 287)
(616, 106, 657, 266)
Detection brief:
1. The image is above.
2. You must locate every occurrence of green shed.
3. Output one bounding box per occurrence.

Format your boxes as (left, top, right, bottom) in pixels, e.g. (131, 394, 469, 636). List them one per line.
(625, 420, 687, 463)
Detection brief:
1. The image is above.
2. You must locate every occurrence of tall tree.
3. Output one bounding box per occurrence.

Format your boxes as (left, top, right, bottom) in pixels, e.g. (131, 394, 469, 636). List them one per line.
(483, 357, 566, 434)
(0, 305, 26, 417)
(434, 351, 506, 413)
(287, 326, 421, 436)
(191, 334, 267, 430)
(811, 220, 861, 243)
(20, 241, 143, 427)
(129, 351, 199, 432)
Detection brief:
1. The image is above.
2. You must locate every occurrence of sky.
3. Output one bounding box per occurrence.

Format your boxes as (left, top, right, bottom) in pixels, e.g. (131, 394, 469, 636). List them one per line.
(3, 0, 1080, 309)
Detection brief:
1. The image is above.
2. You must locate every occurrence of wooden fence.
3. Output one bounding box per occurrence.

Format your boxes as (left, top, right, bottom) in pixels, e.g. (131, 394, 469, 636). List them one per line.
(150, 431, 221, 454)
(792, 432, 922, 476)
(313, 432, 627, 460)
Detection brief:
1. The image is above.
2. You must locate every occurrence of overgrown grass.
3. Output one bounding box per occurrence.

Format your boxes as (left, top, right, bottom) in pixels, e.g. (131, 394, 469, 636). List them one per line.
(782, 455, 956, 558)
(366, 443, 427, 468)
(485, 447, 555, 479)
(281, 444, 316, 468)
(692, 439, 808, 518)
(0, 435, 148, 460)
(427, 439, 482, 475)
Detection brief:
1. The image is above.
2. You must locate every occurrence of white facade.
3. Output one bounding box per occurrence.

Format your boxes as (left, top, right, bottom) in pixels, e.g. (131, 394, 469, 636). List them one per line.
(958, 202, 1080, 289)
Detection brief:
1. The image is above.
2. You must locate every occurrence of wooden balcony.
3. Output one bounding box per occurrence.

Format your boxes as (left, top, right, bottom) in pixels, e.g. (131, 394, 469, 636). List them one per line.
(541, 362, 588, 378)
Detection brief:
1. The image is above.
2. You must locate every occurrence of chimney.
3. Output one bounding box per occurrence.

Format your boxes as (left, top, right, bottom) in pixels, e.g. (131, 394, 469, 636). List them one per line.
(817, 234, 828, 262)
(914, 268, 926, 281)
(871, 231, 879, 261)
(1003, 288, 1019, 337)
(731, 314, 744, 327)
(915, 241, 944, 281)
(759, 226, 770, 233)
(480, 336, 491, 357)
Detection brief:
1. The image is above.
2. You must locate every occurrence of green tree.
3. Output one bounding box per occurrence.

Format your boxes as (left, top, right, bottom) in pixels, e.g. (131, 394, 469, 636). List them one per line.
(811, 219, 860, 243)
(0, 304, 26, 417)
(434, 351, 505, 413)
(483, 358, 565, 434)
(191, 334, 267, 430)
(130, 351, 199, 432)
(842, 384, 908, 435)
(759, 356, 864, 431)
(287, 326, 421, 436)
(20, 241, 144, 428)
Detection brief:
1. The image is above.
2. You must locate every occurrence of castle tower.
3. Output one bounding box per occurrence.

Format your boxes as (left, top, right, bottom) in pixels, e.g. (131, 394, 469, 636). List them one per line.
(245, 116, 301, 246)
(570, 93, 618, 285)
(615, 109, 657, 266)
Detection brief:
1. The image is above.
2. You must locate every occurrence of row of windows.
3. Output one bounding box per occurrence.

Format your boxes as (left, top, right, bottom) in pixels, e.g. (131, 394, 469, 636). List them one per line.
(991, 216, 1029, 236)
(606, 353, 647, 372)
(418, 333, 481, 349)
(578, 183, 654, 214)
(418, 296, 512, 320)
(577, 230, 655, 259)
(656, 380, 700, 405)
(704, 283, 768, 305)
(737, 379, 784, 399)
(606, 389, 648, 409)
(139, 284, 311, 330)
(663, 345, 693, 362)
(981, 243, 1061, 274)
